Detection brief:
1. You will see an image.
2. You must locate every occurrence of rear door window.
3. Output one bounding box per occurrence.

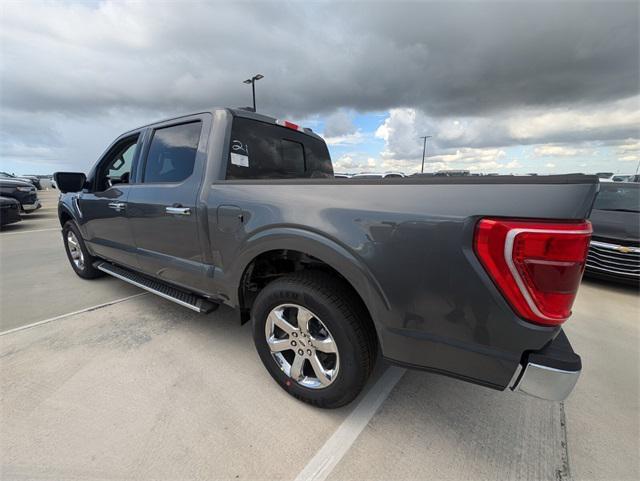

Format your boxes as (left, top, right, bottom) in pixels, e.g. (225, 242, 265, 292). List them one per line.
(143, 122, 202, 183)
(226, 118, 333, 179)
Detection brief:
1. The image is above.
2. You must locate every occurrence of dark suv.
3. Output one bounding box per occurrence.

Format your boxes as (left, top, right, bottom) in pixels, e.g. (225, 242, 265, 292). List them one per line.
(0, 178, 41, 213)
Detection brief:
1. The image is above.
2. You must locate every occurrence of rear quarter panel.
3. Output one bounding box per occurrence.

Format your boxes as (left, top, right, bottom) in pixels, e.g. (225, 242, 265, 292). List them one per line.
(204, 179, 598, 389)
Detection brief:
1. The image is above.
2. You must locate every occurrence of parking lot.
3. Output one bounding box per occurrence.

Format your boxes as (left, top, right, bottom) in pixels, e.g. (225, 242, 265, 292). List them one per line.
(1, 191, 638, 481)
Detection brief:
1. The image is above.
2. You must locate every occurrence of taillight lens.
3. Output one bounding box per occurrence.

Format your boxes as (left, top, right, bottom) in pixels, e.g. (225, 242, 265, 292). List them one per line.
(474, 218, 592, 326)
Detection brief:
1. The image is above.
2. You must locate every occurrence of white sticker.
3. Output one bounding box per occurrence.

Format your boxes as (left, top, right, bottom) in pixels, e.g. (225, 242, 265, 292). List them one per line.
(231, 152, 249, 167)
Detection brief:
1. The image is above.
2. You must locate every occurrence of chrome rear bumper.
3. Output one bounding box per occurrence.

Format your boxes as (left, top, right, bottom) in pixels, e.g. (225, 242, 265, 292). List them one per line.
(511, 330, 581, 402)
(513, 362, 580, 401)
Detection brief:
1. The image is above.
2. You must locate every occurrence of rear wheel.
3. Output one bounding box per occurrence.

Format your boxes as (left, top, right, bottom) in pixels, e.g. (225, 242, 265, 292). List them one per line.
(62, 220, 103, 279)
(252, 271, 376, 408)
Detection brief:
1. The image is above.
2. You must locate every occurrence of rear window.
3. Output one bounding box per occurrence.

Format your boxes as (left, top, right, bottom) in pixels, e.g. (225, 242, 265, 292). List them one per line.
(226, 118, 333, 180)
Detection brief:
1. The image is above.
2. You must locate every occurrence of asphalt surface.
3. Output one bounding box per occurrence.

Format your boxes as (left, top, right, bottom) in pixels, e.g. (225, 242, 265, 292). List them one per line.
(1, 190, 638, 480)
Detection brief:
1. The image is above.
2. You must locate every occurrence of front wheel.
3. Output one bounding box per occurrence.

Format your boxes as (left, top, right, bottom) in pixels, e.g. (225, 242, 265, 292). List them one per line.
(62, 220, 103, 279)
(252, 271, 376, 408)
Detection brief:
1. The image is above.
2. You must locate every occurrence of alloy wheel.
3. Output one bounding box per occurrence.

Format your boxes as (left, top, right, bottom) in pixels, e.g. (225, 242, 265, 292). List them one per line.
(67, 230, 84, 270)
(264, 303, 339, 389)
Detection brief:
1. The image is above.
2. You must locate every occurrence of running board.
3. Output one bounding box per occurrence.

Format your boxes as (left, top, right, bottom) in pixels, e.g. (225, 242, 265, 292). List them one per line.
(95, 262, 218, 313)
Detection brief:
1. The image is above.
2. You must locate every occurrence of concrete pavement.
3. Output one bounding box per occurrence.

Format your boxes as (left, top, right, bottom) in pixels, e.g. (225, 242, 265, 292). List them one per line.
(0, 191, 141, 331)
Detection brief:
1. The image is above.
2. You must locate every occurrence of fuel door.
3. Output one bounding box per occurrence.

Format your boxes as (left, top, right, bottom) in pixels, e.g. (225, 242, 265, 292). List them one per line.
(217, 204, 244, 233)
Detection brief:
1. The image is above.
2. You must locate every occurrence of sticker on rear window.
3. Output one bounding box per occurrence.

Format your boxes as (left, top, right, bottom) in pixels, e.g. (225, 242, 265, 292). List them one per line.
(231, 152, 249, 167)
(231, 139, 249, 155)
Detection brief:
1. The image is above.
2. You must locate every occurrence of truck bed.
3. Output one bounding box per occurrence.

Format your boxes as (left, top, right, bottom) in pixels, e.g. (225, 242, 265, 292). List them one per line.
(205, 174, 598, 389)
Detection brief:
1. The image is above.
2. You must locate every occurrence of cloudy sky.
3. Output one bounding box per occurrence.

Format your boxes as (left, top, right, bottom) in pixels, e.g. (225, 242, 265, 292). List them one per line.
(1, 0, 639, 175)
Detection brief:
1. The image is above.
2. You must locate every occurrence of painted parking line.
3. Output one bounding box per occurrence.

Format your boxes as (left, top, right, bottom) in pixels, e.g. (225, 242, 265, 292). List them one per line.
(0, 227, 60, 236)
(294, 366, 406, 481)
(0, 293, 147, 337)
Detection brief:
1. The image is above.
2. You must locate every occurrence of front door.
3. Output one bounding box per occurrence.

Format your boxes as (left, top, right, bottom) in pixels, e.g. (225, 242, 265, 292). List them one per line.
(126, 120, 207, 291)
(79, 134, 141, 268)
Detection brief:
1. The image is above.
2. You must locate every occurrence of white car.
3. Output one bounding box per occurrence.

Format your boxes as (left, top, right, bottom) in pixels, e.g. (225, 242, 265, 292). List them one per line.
(351, 172, 405, 179)
(600, 173, 635, 182)
(611, 174, 635, 182)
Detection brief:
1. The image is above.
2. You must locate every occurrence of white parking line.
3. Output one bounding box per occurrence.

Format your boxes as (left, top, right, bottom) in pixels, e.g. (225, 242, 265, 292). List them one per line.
(294, 366, 406, 481)
(0, 293, 147, 337)
(0, 227, 60, 236)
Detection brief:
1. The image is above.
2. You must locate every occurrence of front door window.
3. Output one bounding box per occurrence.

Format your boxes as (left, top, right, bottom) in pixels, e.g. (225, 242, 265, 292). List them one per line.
(95, 137, 138, 191)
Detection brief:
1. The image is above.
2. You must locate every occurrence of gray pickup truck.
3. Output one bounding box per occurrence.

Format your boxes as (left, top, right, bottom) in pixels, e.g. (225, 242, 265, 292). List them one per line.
(55, 108, 597, 408)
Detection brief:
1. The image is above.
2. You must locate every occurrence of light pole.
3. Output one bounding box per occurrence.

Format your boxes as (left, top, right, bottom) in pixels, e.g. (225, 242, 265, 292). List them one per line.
(243, 74, 264, 112)
(420, 135, 432, 173)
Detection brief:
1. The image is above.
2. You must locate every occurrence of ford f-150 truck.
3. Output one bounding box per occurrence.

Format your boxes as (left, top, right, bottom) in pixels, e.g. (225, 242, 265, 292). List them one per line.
(55, 108, 597, 408)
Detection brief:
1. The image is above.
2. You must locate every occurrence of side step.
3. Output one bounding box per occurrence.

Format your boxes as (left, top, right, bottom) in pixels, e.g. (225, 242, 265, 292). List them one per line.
(96, 262, 218, 313)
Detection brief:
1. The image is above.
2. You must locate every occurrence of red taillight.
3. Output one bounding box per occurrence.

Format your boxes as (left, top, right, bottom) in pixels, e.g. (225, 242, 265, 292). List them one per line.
(474, 218, 592, 326)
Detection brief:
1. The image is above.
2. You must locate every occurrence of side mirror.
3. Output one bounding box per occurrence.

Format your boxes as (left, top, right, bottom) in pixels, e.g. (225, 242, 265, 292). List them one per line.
(53, 172, 87, 193)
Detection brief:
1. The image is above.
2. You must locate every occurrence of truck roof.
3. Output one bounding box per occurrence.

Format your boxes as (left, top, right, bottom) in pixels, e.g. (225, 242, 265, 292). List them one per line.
(123, 107, 325, 142)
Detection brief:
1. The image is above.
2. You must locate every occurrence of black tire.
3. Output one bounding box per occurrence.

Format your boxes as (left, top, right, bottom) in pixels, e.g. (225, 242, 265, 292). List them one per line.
(62, 220, 103, 279)
(252, 271, 376, 408)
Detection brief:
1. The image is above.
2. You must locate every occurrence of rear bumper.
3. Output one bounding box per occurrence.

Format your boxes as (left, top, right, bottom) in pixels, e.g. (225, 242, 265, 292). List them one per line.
(511, 330, 581, 401)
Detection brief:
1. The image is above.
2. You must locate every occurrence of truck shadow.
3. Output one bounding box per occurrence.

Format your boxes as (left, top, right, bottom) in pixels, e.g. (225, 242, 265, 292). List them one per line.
(189, 302, 568, 479)
(340, 370, 569, 480)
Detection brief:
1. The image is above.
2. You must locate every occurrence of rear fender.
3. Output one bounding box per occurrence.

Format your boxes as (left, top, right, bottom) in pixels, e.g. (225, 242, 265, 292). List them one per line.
(229, 227, 390, 342)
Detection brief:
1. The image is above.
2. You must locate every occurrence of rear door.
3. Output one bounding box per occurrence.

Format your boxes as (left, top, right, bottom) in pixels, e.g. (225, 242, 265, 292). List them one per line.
(126, 116, 210, 291)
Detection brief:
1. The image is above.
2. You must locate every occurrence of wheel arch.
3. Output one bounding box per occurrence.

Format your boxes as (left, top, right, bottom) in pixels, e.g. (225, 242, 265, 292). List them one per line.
(59, 207, 74, 227)
(231, 227, 390, 342)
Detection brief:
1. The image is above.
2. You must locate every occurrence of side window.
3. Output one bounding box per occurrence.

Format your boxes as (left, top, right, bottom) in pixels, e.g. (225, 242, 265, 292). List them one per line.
(108, 143, 135, 179)
(96, 135, 138, 191)
(143, 122, 202, 183)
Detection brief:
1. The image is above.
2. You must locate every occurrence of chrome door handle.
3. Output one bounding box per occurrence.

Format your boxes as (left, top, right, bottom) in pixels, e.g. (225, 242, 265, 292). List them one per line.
(165, 206, 191, 216)
(108, 202, 126, 212)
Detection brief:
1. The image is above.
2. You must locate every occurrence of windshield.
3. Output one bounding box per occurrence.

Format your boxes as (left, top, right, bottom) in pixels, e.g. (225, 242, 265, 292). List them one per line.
(594, 183, 640, 213)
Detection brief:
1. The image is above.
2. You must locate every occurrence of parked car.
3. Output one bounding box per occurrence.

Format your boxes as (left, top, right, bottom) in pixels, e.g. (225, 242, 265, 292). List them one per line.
(0, 171, 42, 190)
(55, 108, 597, 408)
(586, 182, 639, 284)
(611, 174, 636, 182)
(351, 172, 405, 179)
(627, 174, 640, 183)
(595, 171, 614, 179)
(599, 173, 636, 183)
(0, 196, 22, 226)
(0, 178, 41, 213)
(333, 173, 352, 179)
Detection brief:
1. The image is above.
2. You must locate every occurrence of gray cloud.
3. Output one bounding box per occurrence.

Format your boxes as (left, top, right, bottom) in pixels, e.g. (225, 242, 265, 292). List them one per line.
(3, 1, 638, 118)
(1, 1, 638, 172)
